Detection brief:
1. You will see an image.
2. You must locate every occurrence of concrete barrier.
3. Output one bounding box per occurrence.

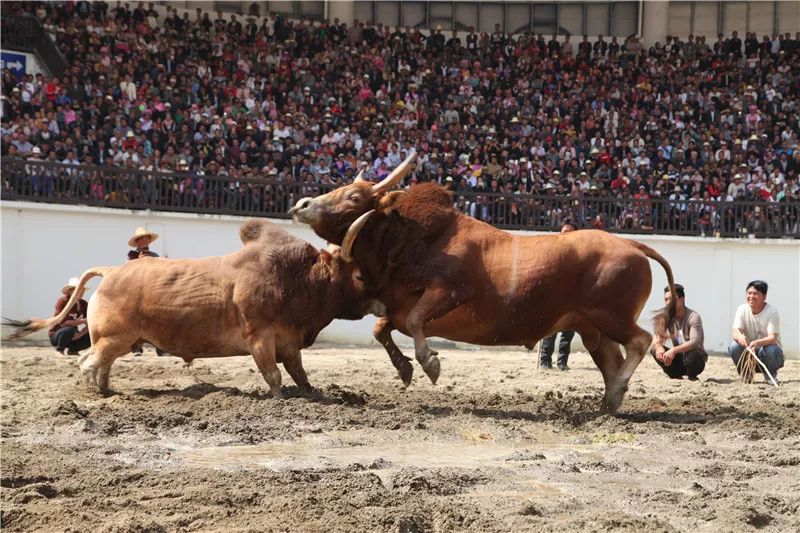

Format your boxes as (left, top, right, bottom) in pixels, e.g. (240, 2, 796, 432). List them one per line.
(3, 201, 797, 357)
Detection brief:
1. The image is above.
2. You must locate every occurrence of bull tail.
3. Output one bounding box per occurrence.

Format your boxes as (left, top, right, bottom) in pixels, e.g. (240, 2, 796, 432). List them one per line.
(627, 240, 676, 340)
(2, 267, 114, 341)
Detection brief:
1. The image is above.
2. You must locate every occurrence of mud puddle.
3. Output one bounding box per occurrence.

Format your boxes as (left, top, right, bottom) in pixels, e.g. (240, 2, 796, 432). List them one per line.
(164, 424, 615, 474)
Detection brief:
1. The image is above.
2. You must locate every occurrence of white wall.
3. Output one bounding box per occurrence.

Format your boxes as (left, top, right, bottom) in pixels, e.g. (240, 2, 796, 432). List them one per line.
(641, 1, 668, 48)
(2, 201, 798, 356)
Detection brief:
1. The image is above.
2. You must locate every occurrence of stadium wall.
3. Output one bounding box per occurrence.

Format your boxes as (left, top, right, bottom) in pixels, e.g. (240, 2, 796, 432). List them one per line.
(2, 201, 798, 357)
(160, 1, 800, 46)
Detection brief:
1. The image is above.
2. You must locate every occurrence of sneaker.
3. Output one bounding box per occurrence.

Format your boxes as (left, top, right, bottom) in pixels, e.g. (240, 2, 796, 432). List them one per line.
(66, 348, 81, 356)
(687, 375, 699, 381)
(558, 364, 570, 371)
(55, 348, 65, 355)
(540, 361, 553, 370)
(133, 350, 143, 357)
(155, 348, 167, 357)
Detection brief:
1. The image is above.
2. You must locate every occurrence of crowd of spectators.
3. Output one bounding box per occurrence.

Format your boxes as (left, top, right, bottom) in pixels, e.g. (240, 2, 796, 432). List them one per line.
(1, 1, 799, 235)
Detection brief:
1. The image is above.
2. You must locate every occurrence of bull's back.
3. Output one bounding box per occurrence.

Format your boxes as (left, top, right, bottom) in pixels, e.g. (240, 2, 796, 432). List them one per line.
(89, 257, 248, 356)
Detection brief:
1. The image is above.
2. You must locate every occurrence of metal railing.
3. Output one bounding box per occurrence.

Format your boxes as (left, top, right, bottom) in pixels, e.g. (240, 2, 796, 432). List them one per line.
(2, 159, 798, 239)
(1, 14, 68, 78)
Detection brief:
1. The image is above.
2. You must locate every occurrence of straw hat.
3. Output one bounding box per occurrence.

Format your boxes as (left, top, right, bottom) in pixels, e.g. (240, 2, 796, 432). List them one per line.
(61, 277, 83, 295)
(128, 227, 159, 247)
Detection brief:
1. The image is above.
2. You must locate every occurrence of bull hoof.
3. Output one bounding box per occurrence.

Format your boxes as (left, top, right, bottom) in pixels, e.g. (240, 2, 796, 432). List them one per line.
(601, 388, 627, 415)
(271, 388, 285, 400)
(80, 366, 96, 386)
(398, 359, 414, 387)
(421, 356, 441, 385)
(298, 383, 317, 397)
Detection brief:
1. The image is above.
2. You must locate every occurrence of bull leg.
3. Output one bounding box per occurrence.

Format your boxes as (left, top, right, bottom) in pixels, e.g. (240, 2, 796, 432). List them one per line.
(605, 326, 653, 413)
(406, 285, 470, 384)
(587, 335, 625, 412)
(373, 317, 414, 386)
(282, 350, 312, 392)
(247, 330, 283, 399)
(79, 338, 129, 394)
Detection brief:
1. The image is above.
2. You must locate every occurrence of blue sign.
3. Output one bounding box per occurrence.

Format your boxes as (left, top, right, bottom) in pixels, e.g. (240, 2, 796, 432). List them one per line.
(1, 51, 27, 81)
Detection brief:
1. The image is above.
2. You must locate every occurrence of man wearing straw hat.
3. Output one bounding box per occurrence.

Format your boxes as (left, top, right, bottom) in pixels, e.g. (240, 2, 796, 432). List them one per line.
(127, 227, 160, 261)
(126, 226, 163, 356)
(729, 280, 784, 383)
(49, 278, 91, 355)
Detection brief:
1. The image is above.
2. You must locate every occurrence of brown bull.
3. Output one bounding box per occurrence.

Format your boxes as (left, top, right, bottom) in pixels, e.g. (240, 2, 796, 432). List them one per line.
(4, 221, 383, 397)
(290, 154, 676, 412)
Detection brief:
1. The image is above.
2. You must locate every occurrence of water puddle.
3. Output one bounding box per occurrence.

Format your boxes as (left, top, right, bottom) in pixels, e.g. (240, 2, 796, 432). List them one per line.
(165, 429, 607, 482)
(168, 434, 522, 471)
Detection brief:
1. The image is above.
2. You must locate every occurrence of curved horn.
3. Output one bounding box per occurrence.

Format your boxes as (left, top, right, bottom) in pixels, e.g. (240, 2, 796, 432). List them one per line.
(371, 152, 417, 194)
(340, 209, 375, 262)
(353, 169, 366, 183)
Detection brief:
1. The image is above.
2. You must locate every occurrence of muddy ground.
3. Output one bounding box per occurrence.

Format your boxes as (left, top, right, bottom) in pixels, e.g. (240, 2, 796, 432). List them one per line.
(1, 344, 798, 532)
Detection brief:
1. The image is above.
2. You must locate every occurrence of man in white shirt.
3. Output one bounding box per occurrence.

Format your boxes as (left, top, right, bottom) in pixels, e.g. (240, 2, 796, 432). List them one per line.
(729, 280, 784, 382)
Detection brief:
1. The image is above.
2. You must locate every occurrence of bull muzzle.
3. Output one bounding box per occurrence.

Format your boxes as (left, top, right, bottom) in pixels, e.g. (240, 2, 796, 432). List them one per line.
(289, 197, 316, 222)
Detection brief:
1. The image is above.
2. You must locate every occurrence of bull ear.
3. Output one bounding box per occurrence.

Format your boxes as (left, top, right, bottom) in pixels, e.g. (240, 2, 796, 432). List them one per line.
(371, 152, 416, 195)
(319, 249, 333, 266)
(378, 190, 406, 213)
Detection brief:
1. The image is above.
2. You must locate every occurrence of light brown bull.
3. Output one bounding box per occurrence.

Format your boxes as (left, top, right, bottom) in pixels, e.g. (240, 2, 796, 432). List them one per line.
(290, 154, 676, 412)
(4, 221, 383, 397)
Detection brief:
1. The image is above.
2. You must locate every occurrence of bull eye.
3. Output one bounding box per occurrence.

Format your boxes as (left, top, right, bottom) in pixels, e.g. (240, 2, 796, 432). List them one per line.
(348, 194, 360, 203)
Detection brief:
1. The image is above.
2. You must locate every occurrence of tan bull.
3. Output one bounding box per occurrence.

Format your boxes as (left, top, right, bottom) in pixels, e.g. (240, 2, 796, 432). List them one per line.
(4, 221, 383, 397)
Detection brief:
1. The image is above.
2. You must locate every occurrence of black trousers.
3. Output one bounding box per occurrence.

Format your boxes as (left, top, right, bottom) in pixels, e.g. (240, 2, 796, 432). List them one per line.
(50, 327, 91, 352)
(541, 331, 575, 366)
(652, 349, 706, 379)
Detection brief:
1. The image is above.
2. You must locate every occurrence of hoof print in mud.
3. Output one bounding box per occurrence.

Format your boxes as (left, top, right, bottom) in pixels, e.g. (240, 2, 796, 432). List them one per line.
(390, 469, 488, 496)
(324, 384, 369, 406)
(520, 504, 543, 516)
(53, 400, 88, 419)
(395, 513, 432, 533)
(743, 508, 773, 528)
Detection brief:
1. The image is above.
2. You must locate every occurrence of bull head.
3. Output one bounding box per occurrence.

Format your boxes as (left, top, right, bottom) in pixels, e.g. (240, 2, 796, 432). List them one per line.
(289, 152, 416, 254)
(319, 245, 386, 319)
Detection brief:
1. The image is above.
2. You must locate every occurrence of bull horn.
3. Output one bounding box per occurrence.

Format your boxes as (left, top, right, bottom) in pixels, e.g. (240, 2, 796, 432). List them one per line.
(371, 152, 417, 194)
(354, 169, 366, 183)
(341, 209, 375, 262)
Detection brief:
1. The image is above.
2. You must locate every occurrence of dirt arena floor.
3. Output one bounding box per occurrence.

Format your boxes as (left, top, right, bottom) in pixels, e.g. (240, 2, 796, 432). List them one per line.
(1, 344, 798, 532)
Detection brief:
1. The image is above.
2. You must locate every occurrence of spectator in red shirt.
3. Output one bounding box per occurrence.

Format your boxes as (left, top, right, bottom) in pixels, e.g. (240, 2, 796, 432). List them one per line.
(49, 277, 91, 355)
(44, 77, 59, 102)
